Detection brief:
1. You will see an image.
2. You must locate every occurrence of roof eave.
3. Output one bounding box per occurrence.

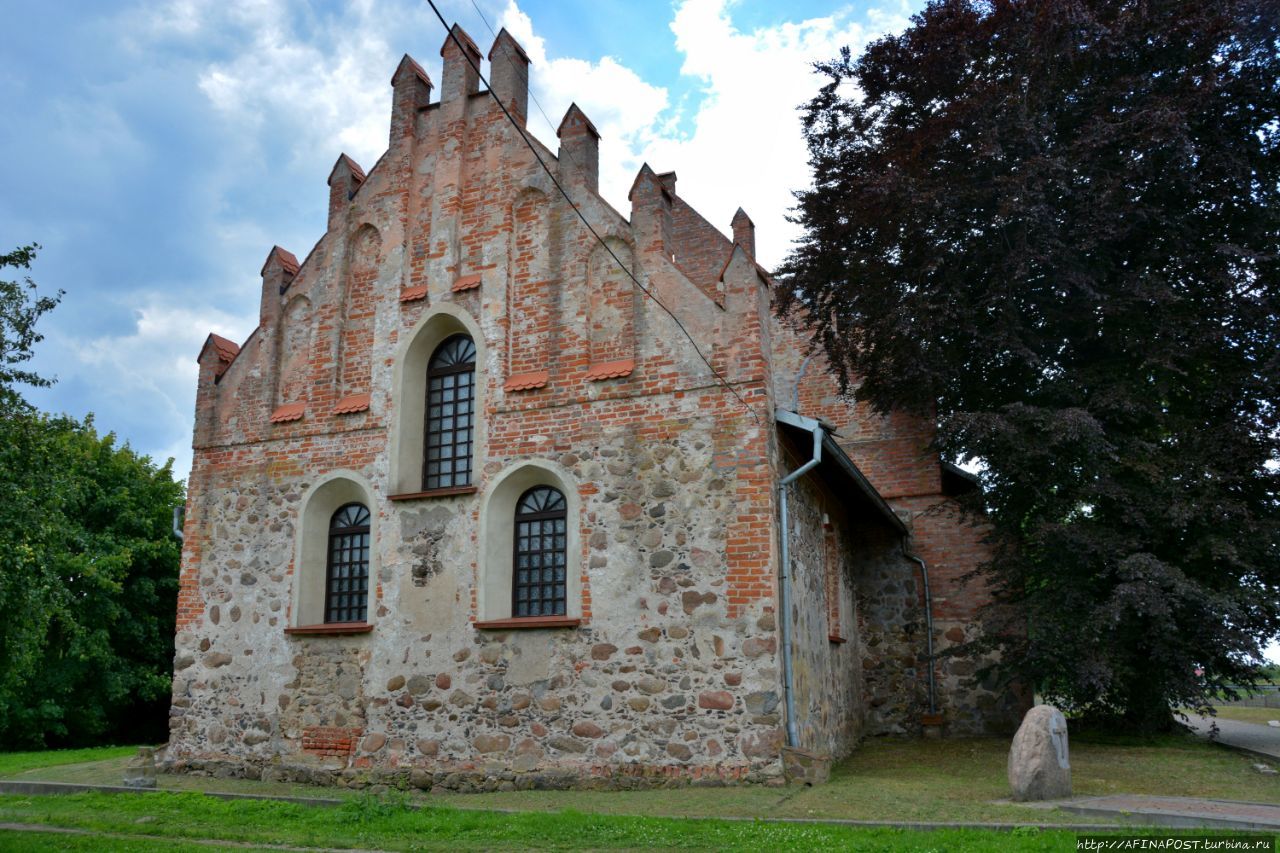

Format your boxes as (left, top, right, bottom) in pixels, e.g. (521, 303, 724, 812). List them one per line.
(775, 408, 908, 537)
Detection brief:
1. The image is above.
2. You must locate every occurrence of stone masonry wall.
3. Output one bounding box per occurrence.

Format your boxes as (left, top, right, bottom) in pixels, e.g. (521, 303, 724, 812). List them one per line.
(782, 458, 864, 758)
(770, 314, 1027, 736)
(169, 29, 789, 789)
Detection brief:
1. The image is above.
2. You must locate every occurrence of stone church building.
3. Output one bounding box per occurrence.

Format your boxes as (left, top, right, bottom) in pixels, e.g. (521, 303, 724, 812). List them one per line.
(166, 25, 1024, 789)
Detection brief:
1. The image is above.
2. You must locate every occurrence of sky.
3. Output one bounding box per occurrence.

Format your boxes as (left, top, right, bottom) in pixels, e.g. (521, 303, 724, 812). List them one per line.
(4, 0, 1278, 665)
(0, 0, 917, 480)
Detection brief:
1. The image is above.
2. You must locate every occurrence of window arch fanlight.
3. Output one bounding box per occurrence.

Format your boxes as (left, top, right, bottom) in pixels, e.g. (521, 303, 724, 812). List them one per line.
(325, 502, 370, 624)
(424, 334, 477, 491)
(513, 485, 568, 617)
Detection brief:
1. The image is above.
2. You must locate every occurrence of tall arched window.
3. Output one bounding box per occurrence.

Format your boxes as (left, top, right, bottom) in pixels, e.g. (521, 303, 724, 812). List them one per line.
(513, 486, 567, 617)
(326, 503, 370, 623)
(424, 335, 477, 490)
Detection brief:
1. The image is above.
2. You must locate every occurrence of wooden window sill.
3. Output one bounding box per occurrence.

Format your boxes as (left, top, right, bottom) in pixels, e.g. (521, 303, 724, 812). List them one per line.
(473, 617, 582, 630)
(388, 485, 478, 501)
(285, 623, 374, 636)
(828, 634, 848, 645)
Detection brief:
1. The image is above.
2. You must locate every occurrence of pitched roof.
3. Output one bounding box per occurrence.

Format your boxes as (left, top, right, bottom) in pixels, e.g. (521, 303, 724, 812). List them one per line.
(717, 242, 775, 287)
(487, 27, 530, 64)
(203, 333, 240, 377)
(441, 23, 481, 58)
(328, 153, 367, 184)
(391, 53, 432, 87)
(556, 103, 600, 140)
(261, 246, 301, 277)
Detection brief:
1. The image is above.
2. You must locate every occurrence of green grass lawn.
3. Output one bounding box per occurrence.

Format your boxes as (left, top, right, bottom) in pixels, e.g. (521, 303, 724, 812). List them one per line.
(0, 791, 1158, 851)
(1209, 706, 1280, 726)
(1, 732, 1277, 848)
(0, 746, 138, 778)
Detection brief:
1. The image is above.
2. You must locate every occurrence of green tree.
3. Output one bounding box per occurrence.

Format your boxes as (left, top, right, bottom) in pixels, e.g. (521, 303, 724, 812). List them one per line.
(0, 245, 182, 747)
(0, 244, 61, 413)
(0, 413, 183, 748)
(780, 0, 1280, 731)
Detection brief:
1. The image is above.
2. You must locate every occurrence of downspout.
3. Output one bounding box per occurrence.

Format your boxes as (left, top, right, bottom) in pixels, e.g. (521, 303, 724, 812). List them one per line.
(902, 543, 937, 715)
(778, 421, 823, 748)
(172, 506, 185, 541)
(791, 352, 816, 414)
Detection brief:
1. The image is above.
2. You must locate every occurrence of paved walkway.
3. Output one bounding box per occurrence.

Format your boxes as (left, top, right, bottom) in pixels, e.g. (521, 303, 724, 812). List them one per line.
(1187, 714, 1280, 760)
(1058, 795, 1280, 830)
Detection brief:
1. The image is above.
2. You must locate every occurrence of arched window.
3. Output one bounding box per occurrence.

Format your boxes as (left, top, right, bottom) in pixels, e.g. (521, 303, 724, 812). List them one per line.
(424, 335, 477, 490)
(513, 486, 567, 617)
(325, 503, 370, 623)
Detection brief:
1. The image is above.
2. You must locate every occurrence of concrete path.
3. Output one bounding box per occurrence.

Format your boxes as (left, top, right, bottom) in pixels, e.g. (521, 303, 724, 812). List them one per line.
(1188, 714, 1280, 760)
(1058, 795, 1280, 831)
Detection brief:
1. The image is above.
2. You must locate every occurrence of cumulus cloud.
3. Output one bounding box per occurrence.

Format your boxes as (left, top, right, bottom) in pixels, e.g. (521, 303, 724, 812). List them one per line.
(60, 300, 257, 479)
(191, 1, 396, 170)
(652, 0, 914, 266)
(496, 1, 672, 216)
(500, 0, 912, 266)
(18, 0, 913, 482)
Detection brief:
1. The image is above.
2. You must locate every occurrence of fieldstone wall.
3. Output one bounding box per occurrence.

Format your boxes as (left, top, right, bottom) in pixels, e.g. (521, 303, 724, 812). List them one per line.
(168, 393, 787, 787)
(771, 311, 1029, 738)
(781, 464, 865, 758)
(170, 24, 1022, 792)
(855, 523, 930, 736)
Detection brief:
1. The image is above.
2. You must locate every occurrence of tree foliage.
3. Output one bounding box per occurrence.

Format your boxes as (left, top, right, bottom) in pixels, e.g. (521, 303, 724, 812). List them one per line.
(0, 244, 61, 413)
(0, 246, 182, 747)
(0, 412, 183, 748)
(780, 0, 1280, 730)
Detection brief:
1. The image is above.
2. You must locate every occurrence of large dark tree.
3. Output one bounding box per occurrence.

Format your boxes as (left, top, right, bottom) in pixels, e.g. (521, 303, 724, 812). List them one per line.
(0, 246, 183, 747)
(780, 0, 1280, 731)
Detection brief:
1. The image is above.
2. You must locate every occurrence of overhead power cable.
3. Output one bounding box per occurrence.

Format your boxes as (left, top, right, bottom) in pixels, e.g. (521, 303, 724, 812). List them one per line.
(468, 0, 571, 166)
(424, 0, 764, 428)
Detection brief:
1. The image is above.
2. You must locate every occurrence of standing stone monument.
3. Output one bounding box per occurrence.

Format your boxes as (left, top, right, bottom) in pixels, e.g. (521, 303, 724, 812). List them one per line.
(123, 746, 158, 789)
(1008, 705, 1071, 801)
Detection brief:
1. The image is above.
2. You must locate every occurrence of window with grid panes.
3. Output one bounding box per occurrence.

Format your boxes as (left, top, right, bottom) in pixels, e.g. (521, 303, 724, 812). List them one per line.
(325, 503, 370, 623)
(424, 335, 476, 490)
(513, 486, 568, 617)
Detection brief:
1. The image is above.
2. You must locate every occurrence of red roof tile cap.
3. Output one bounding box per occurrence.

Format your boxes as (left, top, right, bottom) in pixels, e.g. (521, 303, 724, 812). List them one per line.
(717, 242, 774, 286)
(556, 102, 601, 140)
(585, 359, 634, 381)
(399, 285, 429, 303)
(451, 274, 482, 292)
(441, 23, 481, 59)
(333, 393, 371, 415)
(261, 245, 301, 277)
(487, 27, 530, 64)
(392, 53, 432, 88)
(269, 402, 306, 423)
(328, 153, 366, 185)
(204, 333, 241, 376)
(504, 370, 549, 392)
(627, 162, 659, 202)
(207, 333, 239, 361)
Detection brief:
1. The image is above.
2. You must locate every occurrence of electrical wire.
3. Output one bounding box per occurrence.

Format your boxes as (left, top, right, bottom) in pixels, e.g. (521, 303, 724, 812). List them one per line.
(426, 0, 764, 427)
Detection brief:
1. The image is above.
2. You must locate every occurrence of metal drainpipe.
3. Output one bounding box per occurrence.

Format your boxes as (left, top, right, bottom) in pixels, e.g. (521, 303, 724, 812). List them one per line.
(173, 506, 184, 541)
(902, 543, 938, 715)
(778, 422, 823, 748)
(791, 352, 815, 414)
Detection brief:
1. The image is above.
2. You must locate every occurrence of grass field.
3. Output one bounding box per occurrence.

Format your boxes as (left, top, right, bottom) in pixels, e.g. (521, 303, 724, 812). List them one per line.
(1209, 706, 1280, 726)
(0, 791, 1186, 852)
(1, 733, 1277, 849)
(0, 746, 137, 778)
